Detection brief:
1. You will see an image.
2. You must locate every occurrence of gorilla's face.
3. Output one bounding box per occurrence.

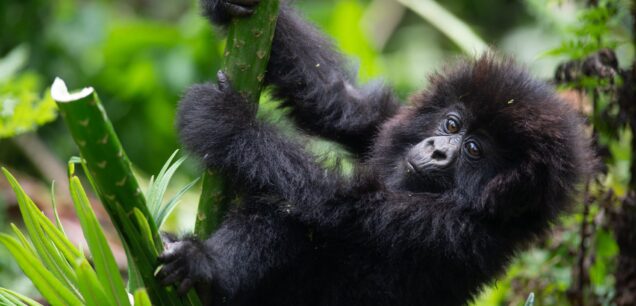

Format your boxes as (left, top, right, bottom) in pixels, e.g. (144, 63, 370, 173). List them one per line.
(372, 103, 510, 200)
(371, 56, 588, 220)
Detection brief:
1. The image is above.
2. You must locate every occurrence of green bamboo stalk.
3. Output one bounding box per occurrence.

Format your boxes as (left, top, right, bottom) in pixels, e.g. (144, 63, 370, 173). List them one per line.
(396, 0, 488, 55)
(195, 169, 229, 237)
(195, 0, 280, 237)
(51, 78, 200, 306)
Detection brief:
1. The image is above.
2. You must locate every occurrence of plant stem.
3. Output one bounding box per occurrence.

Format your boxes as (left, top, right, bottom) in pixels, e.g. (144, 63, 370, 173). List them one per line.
(52, 78, 200, 306)
(195, 0, 280, 237)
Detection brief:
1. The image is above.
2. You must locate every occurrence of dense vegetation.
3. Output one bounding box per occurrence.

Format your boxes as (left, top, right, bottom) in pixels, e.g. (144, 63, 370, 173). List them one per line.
(0, 0, 633, 305)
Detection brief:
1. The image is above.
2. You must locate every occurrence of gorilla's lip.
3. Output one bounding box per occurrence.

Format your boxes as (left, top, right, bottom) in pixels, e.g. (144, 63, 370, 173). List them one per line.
(405, 159, 425, 178)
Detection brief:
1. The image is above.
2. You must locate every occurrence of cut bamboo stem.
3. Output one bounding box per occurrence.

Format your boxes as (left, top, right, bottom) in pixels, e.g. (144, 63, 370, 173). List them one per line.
(52, 78, 201, 306)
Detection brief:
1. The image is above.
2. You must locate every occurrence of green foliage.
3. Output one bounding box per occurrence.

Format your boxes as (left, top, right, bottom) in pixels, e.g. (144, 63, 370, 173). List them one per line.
(327, 1, 381, 80)
(0, 168, 129, 306)
(1, 0, 631, 305)
(0, 288, 41, 306)
(0, 46, 57, 139)
(544, 0, 626, 59)
(146, 150, 199, 228)
(0, 150, 198, 305)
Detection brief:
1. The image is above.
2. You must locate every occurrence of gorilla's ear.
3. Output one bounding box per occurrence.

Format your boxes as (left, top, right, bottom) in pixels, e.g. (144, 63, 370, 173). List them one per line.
(477, 162, 544, 219)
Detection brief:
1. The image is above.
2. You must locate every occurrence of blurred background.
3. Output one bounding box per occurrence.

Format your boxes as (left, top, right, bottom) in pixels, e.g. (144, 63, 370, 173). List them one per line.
(0, 0, 634, 305)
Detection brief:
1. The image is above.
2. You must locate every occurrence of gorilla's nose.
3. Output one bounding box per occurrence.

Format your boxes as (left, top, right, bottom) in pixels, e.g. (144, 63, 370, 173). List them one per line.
(431, 149, 447, 161)
(410, 136, 460, 168)
(428, 136, 458, 159)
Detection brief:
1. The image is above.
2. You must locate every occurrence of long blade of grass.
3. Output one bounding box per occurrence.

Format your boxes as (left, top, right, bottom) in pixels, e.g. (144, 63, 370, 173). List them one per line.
(49, 181, 66, 232)
(0, 234, 83, 306)
(10, 224, 36, 254)
(75, 258, 115, 306)
(146, 151, 179, 215)
(157, 177, 200, 228)
(133, 289, 152, 306)
(396, 0, 488, 55)
(69, 175, 131, 306)
(133, 208, 158, 254)
(35, 211, 82, 263)
(0, 292, 27, 306)
(2, 168, 80, 295)
(0, 288, 44, 306)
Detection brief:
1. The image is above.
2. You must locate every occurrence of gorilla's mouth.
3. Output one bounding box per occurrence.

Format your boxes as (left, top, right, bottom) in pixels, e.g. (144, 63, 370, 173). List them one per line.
(402, 159, 450, 194)
(405, 159, 424, 177)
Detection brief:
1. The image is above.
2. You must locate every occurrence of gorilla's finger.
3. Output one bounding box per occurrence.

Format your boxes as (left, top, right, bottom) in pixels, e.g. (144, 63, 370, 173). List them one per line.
(217, 70, 231, 92)
(159, 266, 187, 285)
(157, 251, 180, 263)
(223, 3, 254, 17)
(160, 232, 179, 245)
(228, 0, 260, 6)
(156, 262, 178, 280)
(177, 278, 195, 295)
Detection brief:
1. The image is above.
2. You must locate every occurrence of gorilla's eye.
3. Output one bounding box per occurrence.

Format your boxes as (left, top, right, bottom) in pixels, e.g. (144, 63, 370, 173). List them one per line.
(464, 141, 482, 159)
(444, 118, 460, 134)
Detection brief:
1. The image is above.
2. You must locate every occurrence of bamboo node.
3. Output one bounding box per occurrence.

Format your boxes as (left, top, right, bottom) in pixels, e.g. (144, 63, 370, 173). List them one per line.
(116, 176, 128, 187)
(98, 134, 109, 144)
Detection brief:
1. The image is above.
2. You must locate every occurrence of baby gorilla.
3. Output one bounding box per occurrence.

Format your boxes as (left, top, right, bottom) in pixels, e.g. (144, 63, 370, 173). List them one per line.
(157, 1, 592, 305)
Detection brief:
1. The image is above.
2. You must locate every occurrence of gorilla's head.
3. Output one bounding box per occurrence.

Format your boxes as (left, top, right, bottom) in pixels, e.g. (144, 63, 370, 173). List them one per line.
(369, 55, 593, 221)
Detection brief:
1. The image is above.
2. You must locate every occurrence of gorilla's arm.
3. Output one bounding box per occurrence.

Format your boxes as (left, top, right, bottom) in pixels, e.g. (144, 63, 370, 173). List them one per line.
(202, 0, 400, 156)
(177, 72, 340, 206)
(159, 207, 310, 302)
(158, 73, 346, 297)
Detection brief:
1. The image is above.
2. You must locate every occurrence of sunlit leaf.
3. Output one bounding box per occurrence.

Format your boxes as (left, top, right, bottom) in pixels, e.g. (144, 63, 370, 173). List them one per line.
(0, 234, 83, 306)
(0, 287, 42, 306)
(75, 259, 114, 306)
(69, 176, 131, 306)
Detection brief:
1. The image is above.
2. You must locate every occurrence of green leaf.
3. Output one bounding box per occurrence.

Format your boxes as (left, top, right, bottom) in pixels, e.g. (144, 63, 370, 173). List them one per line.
(0, 288, 35, 306)
(133, 208, 158, 254)
(144, 150, 198, 229)
(10, 224, 36, 255)
(0, 73, 58, 138)
(49, 181, 66, 233)
(69, 176, 131, 306)
(2, 168, 80, 295)
(0, 234, 83, 306)
(146, 150, 181, 226)
(133, 289, 152, 306)
(0, 293, 24, 306)
(35, 209, 82, 263)
(157, 177, 199, 228)
(75, 258, 115, 306)
(396, 0, 488, 56)
(0, 287, 42, 306)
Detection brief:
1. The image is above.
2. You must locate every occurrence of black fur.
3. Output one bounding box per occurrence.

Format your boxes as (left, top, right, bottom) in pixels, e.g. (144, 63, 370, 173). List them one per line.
(157, 1, 593, 305)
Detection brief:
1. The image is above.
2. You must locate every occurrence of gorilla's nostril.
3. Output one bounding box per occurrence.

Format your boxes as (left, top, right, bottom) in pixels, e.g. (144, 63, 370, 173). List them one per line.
(431, 150, 447, 161)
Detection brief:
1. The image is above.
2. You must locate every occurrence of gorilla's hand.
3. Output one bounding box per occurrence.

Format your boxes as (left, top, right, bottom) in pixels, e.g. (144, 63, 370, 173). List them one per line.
(176, 70, 258, 168)
(203, 0, 261, 25)
(157, 234, 217, 294)
(222, 0, 260, 17)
